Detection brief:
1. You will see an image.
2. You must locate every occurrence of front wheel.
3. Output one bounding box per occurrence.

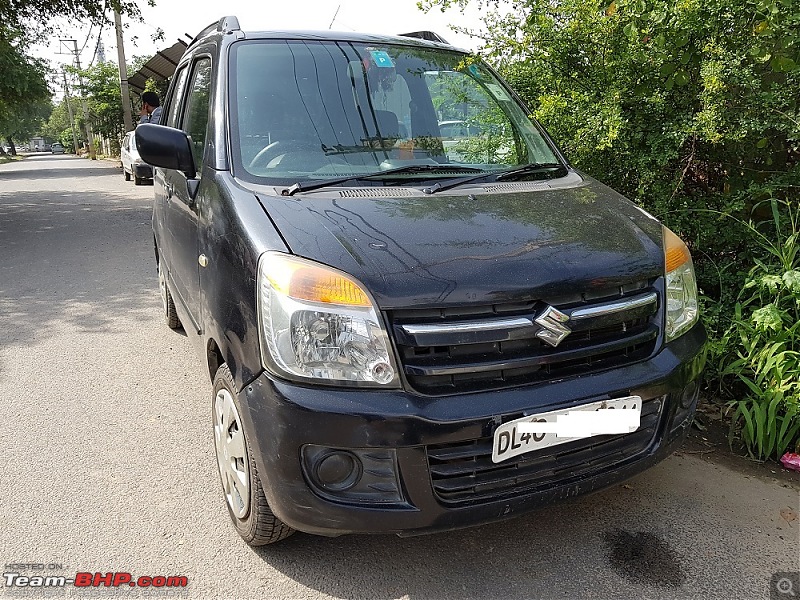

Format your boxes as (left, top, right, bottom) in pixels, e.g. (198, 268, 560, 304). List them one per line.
(157, 259, 181, 329)
(124, 169, 131, 181)
(212, 364, 295, 546)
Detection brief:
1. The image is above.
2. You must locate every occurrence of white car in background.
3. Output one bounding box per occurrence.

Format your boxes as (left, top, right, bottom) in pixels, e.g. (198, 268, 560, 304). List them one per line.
(121, 131, 152, 185)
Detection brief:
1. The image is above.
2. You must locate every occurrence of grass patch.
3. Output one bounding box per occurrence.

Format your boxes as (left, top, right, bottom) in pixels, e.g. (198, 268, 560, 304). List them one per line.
(0, 154, 23, 165)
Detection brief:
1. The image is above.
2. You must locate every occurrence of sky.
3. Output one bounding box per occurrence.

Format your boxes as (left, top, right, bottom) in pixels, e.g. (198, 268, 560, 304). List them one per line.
(35, 0, 495, 97)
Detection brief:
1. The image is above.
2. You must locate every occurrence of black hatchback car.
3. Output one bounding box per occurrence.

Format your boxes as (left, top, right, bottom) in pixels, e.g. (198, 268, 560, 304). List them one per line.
(136, 17, 707, 545)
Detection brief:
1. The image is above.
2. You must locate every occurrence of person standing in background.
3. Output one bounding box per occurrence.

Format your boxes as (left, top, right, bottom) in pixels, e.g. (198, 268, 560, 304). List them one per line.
(139, 91, 162, 125)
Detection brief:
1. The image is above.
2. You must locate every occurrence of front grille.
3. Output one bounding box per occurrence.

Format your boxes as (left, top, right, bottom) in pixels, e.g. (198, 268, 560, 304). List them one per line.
(388, 280, 661, 395)
(427, 396, 663, 506)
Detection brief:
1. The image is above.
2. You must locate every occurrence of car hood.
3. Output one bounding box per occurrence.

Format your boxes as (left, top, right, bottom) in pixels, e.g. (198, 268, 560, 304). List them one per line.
(255, 175, 664, 309)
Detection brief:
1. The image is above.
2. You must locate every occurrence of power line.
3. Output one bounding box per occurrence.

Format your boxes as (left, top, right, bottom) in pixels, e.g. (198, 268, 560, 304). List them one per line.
(328, 5, 341, 29)
(58, 38, 97, 160)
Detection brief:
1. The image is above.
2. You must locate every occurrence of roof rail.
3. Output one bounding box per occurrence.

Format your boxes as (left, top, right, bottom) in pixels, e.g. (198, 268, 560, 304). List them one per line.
(217, 16, 241, 34)
(189, 16, 241, 47)
(398, 31, 449, 44)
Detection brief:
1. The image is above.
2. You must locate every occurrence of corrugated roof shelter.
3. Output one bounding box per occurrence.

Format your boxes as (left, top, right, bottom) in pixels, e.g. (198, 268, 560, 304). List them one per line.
(129, 40, 188, 95)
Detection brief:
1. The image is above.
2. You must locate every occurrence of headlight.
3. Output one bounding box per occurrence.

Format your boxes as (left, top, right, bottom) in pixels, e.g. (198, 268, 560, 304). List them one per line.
(257, 252, 399, 387)
(663, 227, 699, 341)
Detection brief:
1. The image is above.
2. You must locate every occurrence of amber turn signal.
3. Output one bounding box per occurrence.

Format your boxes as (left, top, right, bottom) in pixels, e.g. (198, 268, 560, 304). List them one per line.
(263, 254, 372, 307)
(663, 227, 691, 273)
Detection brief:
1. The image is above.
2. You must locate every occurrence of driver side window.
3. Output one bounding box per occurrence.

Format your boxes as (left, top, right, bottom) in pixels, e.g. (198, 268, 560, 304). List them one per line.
(181, 58, 213, 174)
(164, 66, 189, 129)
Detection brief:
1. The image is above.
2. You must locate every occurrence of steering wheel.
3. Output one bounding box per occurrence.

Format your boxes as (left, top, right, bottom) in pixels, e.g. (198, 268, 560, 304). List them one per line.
(248, 140, 320, 171)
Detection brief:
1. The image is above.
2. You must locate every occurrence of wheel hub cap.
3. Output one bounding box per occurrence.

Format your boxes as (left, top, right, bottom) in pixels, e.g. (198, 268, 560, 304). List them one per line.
(213, 389, 250, 518)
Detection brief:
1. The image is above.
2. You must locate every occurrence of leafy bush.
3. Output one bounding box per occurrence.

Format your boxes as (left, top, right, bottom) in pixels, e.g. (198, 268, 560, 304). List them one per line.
(422, 0, 800, 458)
(720, 200, 800, 460)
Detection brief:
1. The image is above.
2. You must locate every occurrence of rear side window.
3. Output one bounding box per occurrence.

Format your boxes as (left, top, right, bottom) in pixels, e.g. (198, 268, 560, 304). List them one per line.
(181, 58, 213, 173)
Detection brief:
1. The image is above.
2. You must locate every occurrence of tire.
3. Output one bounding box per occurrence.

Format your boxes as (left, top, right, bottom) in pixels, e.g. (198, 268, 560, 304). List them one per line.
(124, 169, 131, 181)
(157, 258, 181, 329)
(134, 175, 143, 185)
(212, 364, 295, 546)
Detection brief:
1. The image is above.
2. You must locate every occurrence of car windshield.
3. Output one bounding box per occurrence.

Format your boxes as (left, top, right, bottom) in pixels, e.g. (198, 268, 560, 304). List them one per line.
(229, 39, 561, 186)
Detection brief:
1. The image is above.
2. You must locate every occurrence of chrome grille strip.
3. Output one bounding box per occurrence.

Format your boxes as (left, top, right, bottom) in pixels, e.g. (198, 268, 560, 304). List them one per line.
(400, 317, 533, 335)
(568, 292, 658, 320)
(397, 316, 537, 346)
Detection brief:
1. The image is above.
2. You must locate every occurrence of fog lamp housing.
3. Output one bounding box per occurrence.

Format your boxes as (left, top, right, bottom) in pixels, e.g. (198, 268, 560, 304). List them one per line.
(313, 451, 362, 492)
(302, 445, 403, 504)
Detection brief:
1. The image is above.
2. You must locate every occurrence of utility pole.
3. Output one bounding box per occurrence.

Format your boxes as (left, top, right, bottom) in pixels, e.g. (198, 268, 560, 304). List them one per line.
(59, 39, 96, 160)
(114, 10, 134, 132)
(62, 71, 81, 155)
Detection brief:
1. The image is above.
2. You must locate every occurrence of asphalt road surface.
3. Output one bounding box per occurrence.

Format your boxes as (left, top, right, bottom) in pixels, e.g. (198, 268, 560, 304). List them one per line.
(1, 154, 798, 599)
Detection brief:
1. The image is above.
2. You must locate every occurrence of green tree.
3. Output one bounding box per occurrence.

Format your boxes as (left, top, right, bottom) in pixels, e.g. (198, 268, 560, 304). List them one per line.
(42, 97, 83, 151)
(0, 0, 145, 152)
(1, 0, 143, 35)
(422, 0, 799, 311)
(0, 28, 51, 153)
(75, 61, 125, 142)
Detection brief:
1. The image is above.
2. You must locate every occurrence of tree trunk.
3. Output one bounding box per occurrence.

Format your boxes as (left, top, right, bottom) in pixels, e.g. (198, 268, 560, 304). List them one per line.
(6, 137, 17, 156)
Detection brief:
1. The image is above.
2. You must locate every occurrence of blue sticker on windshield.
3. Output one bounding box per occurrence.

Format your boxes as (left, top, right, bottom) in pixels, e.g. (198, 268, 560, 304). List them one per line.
(370, 51, 394, 68)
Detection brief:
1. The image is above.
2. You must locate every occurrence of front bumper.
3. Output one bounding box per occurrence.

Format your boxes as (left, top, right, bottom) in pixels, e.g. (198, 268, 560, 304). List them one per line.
(239, 322, 706, 537)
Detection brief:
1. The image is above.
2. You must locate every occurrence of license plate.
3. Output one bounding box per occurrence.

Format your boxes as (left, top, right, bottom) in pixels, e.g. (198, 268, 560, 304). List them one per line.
(491, 396, 642, 463)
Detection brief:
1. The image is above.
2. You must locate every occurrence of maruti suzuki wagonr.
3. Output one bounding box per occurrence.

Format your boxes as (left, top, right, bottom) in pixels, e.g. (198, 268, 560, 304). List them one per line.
(136, 16, 707, 545)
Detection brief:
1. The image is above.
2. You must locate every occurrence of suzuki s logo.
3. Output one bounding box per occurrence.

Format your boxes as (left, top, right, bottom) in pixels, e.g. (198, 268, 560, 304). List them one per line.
(534, 306, 571, 347)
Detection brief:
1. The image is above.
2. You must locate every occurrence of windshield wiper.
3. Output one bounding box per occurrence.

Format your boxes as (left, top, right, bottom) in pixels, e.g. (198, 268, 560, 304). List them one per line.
(281, 164, 484, 196)
(493, 162, 567, 181)
(422, 162, 567, 195)
(321, 144, 379, 156)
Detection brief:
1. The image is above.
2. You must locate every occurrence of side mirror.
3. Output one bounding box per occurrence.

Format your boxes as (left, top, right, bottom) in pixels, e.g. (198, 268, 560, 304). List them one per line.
(135, 124, 196, 180)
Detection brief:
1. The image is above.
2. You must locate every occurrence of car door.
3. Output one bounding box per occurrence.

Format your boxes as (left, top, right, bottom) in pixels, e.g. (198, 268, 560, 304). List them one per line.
(153, 64, 189, 279)
(164, 55, 213, 334)
(121, 133, 130, 173)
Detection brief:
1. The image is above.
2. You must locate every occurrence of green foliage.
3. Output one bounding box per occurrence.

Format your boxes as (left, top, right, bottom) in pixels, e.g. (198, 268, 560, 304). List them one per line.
(0, 27, 51, 146)
(1, 0, 143, 35)
(720, 200, 800, 460)
(0, 0, 146, 150)
(72, 62, 125, 141)
(41, 98, 83, 150)
(422, 0, 800, 458)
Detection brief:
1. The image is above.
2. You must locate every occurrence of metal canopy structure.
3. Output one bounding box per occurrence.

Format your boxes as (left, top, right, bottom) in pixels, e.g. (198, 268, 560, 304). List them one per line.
(128, 39, 188, 95)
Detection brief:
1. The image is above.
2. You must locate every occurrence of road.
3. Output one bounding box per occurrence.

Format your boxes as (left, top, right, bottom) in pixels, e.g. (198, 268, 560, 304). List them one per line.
(0, 154, 798, 599)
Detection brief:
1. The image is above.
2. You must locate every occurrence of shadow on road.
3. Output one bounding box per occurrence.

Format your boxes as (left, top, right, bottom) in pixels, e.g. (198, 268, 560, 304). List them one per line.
(253, 491, 688, 600)
(0, 190, 156, 366)
(0, 154, 120, 180)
